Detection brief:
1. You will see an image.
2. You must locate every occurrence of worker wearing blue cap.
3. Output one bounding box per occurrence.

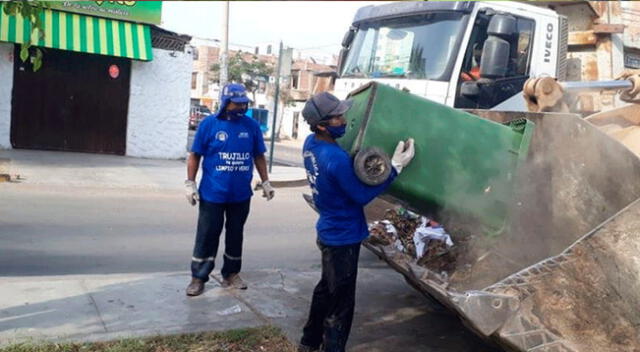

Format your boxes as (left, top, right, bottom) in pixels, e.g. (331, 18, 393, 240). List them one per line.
(185, 83, 274, 296)
(298, 92, 415, 352)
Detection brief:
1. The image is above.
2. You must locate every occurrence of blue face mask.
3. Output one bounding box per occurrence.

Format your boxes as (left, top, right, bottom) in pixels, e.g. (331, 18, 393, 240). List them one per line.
(226, 106, 247, 119)
(326, 124, 346, 139)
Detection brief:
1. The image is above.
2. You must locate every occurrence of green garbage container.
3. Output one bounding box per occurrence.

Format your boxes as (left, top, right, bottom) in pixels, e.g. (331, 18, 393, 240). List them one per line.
(339, 82, 534, 232)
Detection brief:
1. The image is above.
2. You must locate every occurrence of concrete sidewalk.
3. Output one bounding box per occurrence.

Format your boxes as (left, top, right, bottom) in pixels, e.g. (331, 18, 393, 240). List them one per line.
(0, 268, 489, 351)
(0, 149, 306, 188)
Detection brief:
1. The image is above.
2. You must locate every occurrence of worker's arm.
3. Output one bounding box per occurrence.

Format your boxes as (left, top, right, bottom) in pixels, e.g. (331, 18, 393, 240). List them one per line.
(185, 118, 209, 205)
(254, 153, 274, 200)
(254, 153, 268, 183)
(184, 152, 201, 206)
(332, 139, 414, 205)
(251, 122, 273, 200)
(187, 152, 201, 181)
(332, 154, 397, 206)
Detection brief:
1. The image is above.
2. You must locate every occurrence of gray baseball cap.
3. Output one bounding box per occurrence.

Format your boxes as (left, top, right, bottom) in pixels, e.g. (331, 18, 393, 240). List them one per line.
(302, 92, 354, 126)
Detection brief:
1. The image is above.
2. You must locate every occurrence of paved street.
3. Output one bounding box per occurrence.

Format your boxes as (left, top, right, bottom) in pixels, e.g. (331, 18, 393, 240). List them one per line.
(0, 149, 499, 351)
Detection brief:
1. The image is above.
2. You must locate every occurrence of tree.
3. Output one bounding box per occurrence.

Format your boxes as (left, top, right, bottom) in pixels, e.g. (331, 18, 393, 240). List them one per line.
(210, 51, 274, 102)
(210, 51, 295, 140)
(2, 1, 48, 71)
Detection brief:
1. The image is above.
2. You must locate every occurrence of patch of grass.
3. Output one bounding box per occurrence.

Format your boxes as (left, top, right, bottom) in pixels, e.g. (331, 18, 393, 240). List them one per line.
(1, 326, 296, 352)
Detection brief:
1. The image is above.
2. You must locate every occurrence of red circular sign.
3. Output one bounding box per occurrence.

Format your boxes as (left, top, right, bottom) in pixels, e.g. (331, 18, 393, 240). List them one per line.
(108, 64, 120, 79)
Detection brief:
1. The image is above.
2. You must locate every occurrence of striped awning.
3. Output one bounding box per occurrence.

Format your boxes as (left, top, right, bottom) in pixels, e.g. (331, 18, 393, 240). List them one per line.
(0, 4, 152, 61)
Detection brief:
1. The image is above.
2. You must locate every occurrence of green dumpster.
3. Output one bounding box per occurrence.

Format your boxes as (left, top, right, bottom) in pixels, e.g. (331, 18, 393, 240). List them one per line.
(339, 82, 534, 232)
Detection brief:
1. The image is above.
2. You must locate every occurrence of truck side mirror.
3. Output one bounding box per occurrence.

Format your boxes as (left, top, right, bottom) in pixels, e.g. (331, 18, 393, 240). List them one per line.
(480, 37, 511, 78)
(480, 14, 516, 79)
(342, 27, 356, 48)
(487, 14, 516, 38)
(461, 81, 480, 97)
(337, 48, 348, 74)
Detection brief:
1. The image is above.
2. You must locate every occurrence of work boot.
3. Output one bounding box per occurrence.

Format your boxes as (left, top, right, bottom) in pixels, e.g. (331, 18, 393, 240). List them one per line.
(297, 344, 320, 352)
(221, 273, 248, 289)
(186, 278, 205, 296)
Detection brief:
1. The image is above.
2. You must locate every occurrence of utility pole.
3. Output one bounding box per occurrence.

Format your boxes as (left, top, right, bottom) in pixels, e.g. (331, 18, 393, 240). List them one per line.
(219, 1, 229, 87)
(268, 41, 283, 173)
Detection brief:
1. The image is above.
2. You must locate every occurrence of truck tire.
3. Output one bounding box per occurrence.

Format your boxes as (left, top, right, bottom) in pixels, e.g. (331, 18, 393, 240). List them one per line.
(353, 147, 392, 186)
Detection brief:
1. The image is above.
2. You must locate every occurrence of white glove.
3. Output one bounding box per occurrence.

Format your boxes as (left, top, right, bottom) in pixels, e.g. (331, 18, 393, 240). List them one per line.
(185, 180, 199, 206)
(261, 181, 275, 201)
(391, 138, 415, 174)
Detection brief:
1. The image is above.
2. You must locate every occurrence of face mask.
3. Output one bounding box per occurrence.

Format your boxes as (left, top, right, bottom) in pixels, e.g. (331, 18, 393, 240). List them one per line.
(226, 107, 247, 120)
(326, 124, 346, 139)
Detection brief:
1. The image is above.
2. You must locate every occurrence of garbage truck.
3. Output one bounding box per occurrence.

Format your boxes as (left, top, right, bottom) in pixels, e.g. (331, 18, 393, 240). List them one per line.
(334, 1, 640, 113)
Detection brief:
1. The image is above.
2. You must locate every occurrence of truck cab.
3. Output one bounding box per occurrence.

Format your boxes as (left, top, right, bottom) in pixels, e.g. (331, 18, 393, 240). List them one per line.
(335, 1, 567, 109)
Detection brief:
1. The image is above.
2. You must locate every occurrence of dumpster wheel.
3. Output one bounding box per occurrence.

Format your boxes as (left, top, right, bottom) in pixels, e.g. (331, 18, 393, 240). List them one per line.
(354, 147, 392, 186)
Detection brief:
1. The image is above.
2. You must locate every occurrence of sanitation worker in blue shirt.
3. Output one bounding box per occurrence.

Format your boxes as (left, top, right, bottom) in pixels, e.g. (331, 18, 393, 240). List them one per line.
(298, 92, 415, 352)
(185, 83, 275, 297)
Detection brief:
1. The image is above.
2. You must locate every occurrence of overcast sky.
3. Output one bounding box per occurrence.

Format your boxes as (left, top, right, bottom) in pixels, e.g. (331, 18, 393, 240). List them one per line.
(161, 1, 383, 54)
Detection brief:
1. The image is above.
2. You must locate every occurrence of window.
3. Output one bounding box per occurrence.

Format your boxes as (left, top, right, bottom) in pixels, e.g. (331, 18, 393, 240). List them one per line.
(267, 45, 272, 55)
(455, 13, 535, 109)
(341, 12, 470, 81)
(460, 13, 534, 80)
(514, 18, 534, 76)
(291, 71, 299, 89)
(191, 72, 198, 90)
(292, 112, 300, 139)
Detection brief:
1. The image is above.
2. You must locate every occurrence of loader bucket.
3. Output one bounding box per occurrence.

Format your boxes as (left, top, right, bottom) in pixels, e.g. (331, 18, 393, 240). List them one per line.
(337, 83, 640, 351)
(585, 103, 640, 157)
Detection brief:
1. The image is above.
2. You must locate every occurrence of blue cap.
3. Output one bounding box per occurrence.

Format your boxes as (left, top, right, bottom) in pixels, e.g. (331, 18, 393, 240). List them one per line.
(221, 83, 250, 104)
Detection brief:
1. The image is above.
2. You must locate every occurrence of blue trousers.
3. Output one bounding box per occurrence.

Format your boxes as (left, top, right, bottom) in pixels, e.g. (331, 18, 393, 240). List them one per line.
(190, 198, 251, 282)
(301, 241, 361, 352)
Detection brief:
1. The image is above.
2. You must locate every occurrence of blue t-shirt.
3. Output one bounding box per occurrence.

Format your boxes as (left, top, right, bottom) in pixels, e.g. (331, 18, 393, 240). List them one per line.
(303, 134, 397, 246)
(192, 114, 267, 203)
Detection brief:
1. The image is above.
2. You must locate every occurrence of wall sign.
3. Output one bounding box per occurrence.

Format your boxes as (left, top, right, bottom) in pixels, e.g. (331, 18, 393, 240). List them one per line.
(109, 64, 120, 79)
(625, 52, 640, 70)
(48, 1, 162, 25)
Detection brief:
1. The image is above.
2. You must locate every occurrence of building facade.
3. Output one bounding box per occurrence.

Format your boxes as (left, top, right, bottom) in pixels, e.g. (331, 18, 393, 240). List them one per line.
(0, 1, 192, 159)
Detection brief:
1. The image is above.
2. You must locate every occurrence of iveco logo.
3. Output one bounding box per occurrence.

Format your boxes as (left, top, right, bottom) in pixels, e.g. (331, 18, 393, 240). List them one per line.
(544, 23, 554, 63)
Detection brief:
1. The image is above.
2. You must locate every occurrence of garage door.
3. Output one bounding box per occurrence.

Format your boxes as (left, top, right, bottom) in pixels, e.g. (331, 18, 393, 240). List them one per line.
(10, 46, 131, 155)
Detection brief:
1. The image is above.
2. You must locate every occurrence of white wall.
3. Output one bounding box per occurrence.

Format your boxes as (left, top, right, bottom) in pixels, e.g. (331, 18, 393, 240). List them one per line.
(281, 102, 311, 140)
(127, 48, 192, 159)
(0, 43, 14, 149)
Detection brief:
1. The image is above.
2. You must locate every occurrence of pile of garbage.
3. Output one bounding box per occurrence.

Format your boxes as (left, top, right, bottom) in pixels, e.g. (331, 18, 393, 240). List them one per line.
(367, 208, 459, 276)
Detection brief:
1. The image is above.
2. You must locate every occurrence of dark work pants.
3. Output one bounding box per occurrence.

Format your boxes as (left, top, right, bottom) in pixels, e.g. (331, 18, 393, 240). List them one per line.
(301, 241, 361, 352)
(190, 198, 251, 282)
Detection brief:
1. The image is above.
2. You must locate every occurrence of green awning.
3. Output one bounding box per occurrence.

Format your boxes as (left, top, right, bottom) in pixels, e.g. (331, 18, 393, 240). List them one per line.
(0, 4, 152, 61)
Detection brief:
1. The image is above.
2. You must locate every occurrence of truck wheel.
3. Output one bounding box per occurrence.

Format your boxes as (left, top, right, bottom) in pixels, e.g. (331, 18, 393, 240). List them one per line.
(354, 147, 392, 186)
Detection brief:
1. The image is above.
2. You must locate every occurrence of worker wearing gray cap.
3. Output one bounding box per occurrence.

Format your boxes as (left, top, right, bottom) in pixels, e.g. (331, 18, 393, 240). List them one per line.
(298, 92, 415, 352)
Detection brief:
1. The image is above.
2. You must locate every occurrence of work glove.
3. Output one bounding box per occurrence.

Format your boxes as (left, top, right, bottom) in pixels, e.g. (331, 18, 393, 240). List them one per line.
(185, 180, 199, 206)
(261, 181, 275, 201)
(391, 138, 415, 174)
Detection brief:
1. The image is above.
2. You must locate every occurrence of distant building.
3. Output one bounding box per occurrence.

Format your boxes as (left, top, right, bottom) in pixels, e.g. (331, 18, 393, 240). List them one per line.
(190, 37, 337, 141)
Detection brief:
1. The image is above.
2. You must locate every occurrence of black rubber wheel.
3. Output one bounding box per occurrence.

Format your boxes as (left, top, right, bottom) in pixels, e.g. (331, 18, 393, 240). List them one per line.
(353, 147, 392, 186)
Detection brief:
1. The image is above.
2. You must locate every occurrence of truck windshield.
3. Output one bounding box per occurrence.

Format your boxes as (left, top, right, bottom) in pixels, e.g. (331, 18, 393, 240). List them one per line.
(341, 12, 469, 81)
